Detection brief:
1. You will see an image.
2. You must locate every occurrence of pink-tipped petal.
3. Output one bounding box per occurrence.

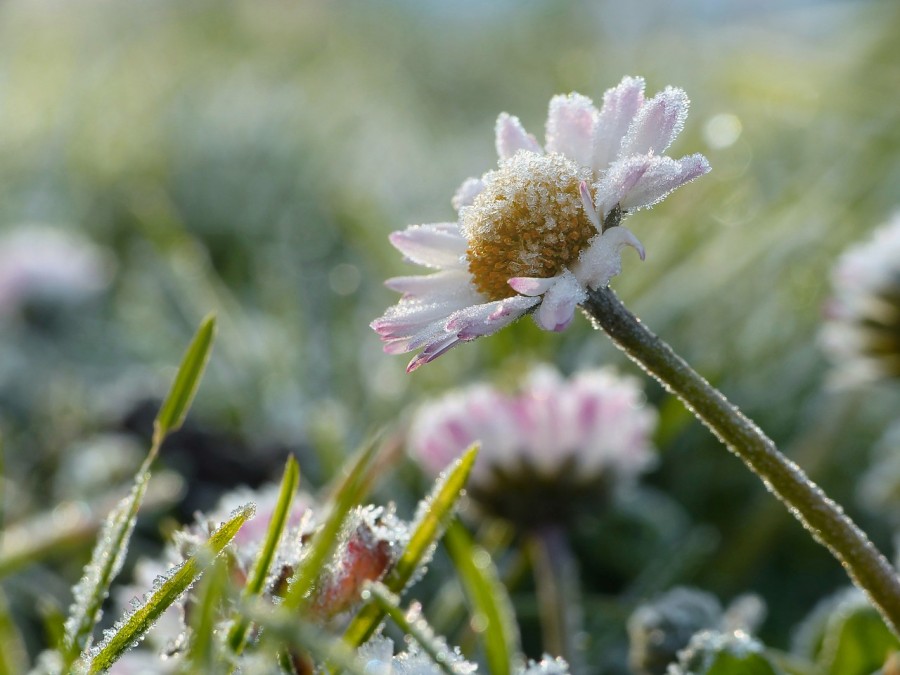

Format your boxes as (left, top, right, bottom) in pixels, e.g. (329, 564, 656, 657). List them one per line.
(579, 180, 602, 230)
(452, 178, 486, 210)
(533, 271, 586, 332)
(389, 224, 468, 269)
(406, 333, 462, 372)
(495, 113, 542, 161)
(592, 76, 646, 171)
(508, 275, 557, 296)
(447, 295, 539, 340)
(619, 153, 711, 212)
(545, 93, 598, 168)
(620, 86, 690, 157)
(573, 227, 645, 291)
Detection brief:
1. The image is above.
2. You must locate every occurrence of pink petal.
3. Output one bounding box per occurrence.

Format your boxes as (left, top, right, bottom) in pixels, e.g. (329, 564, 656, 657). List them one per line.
(406, 333, 462, 372)
(579, 180, 602, 230)
(545, 93, 598, 168)
(592, 76, 646, 171)
(533, 271, 586, 332)
(619, 86, 690, 157)
(389, 224, 468, 269)
(618, 153, 711, 211)
(446, 295, 539, 339)
(508, 276, 556, 296)
(452, 177, 486, 211)
(495, 113, 542, 161)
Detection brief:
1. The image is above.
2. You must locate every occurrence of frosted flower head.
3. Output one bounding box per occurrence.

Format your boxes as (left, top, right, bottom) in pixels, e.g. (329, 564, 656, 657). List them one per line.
(372, 76, 710, 371)
(409, 365, 657, 526)
(822, 213, 900, 384)
(0, 224, 113, 317)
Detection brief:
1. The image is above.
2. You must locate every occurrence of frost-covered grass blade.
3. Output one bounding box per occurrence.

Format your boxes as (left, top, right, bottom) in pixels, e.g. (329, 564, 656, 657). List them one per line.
(152, 313, 217, 452)
(227, 454, 300, 654)
(84, 502, 255, 674)
(366, 582, 456, 675)
(56, 316, 218, 670)
(283, 437, 379, 611)
(342, 444, 478, 647)
(444, 519, 519, 675)
(59, 470, 151, 668)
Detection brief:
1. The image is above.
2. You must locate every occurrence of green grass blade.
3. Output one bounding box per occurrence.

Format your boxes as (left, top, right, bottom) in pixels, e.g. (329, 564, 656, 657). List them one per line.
(282, 437, 379, 610)
(85, 502, 255, 674)
(152, 313, 217, 451)
(60, 469, 152, 666)
(185, 555, 231, 672)
(0, 588, 27, 675)
(444, 519, 519, 675)
(239, 599, 370, 675)
(366, 582, 456, 675)
(342, 444, 478, 647)
(227, 454, 300, 654)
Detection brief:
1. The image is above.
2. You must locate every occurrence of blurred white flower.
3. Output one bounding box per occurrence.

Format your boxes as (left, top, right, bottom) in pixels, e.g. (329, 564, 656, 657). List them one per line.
(372, 76, 709, 371)
(409, 365, 657, 525)
(0, 225, 113, 315)
(821, 212, 900, 383)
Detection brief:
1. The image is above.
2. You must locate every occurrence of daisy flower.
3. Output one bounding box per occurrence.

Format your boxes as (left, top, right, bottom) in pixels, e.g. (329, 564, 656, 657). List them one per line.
(372, 76, 710, 372)
(408, 365, 657, 526)
(821, 212, 900, 383)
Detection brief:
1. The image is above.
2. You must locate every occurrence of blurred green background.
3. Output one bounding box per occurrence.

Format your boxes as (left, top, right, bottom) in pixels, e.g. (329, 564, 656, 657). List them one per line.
(2, 0, 900, 670)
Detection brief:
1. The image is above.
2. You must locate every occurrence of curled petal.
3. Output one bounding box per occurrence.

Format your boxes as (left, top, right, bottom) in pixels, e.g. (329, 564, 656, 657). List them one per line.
(620, 86, 690, 157)
(452, 177, 486, 210)
(593, 75, 646, 171)
(389, 224, 468, 269)
(573, 226, 645, 291)
(545, 93, 598, 168)
(533, 271, 587, 332)
(593, 155, 655, 217)
(619, 153, 711, 212)
(508, 275, 556, 296)
(579, 180, 602, 231)
(495, 113, 542, 161)
(407, 333, 463, 372)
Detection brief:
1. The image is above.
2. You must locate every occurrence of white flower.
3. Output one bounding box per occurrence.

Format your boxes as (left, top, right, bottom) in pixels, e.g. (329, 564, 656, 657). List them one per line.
(372, 76, 710, 371)
(408, 365, 657, 525)
(821, 212, 900, 383)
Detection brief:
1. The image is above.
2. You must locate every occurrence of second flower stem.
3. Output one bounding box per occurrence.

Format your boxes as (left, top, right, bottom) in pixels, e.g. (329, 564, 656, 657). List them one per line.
(582, 285, 900, 636)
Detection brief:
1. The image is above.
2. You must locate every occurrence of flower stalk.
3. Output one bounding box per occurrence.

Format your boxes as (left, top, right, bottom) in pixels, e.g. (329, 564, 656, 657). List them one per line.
(582, 285, 900, 637)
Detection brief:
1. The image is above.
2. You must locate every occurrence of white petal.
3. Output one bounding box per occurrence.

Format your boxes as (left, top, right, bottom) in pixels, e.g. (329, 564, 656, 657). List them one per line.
(389, 223, 468, 269)
(385, 270, 475, 301)
(372, 296, 473, 339)
(619, 86, 690, 157)
(545, 93, 598, 168)
(573, 227, 645, 291)
(592, 76, 646, 171)
(533, 271, 586, 332)
(452, 177, 485, 210)
(619, 154, 711, 211)
(495, 113, 542, 161)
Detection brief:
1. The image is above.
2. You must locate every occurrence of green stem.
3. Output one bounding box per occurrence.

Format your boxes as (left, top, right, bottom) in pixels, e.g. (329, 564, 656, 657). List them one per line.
(527, 525, 583, 669)
(582, 285, 900, 636)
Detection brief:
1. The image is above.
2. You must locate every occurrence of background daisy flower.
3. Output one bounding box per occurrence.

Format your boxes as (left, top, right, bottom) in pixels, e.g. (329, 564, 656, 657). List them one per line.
(408, 365, 657, 527)
(372, 76, 710, 372)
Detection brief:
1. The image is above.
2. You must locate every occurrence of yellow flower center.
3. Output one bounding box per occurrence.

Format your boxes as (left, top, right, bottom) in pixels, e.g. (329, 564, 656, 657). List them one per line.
(462, 152, 597, 301)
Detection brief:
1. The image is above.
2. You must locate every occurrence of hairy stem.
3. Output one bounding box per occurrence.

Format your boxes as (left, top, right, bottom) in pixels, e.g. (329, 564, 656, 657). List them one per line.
(582, 285, 900, 636)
